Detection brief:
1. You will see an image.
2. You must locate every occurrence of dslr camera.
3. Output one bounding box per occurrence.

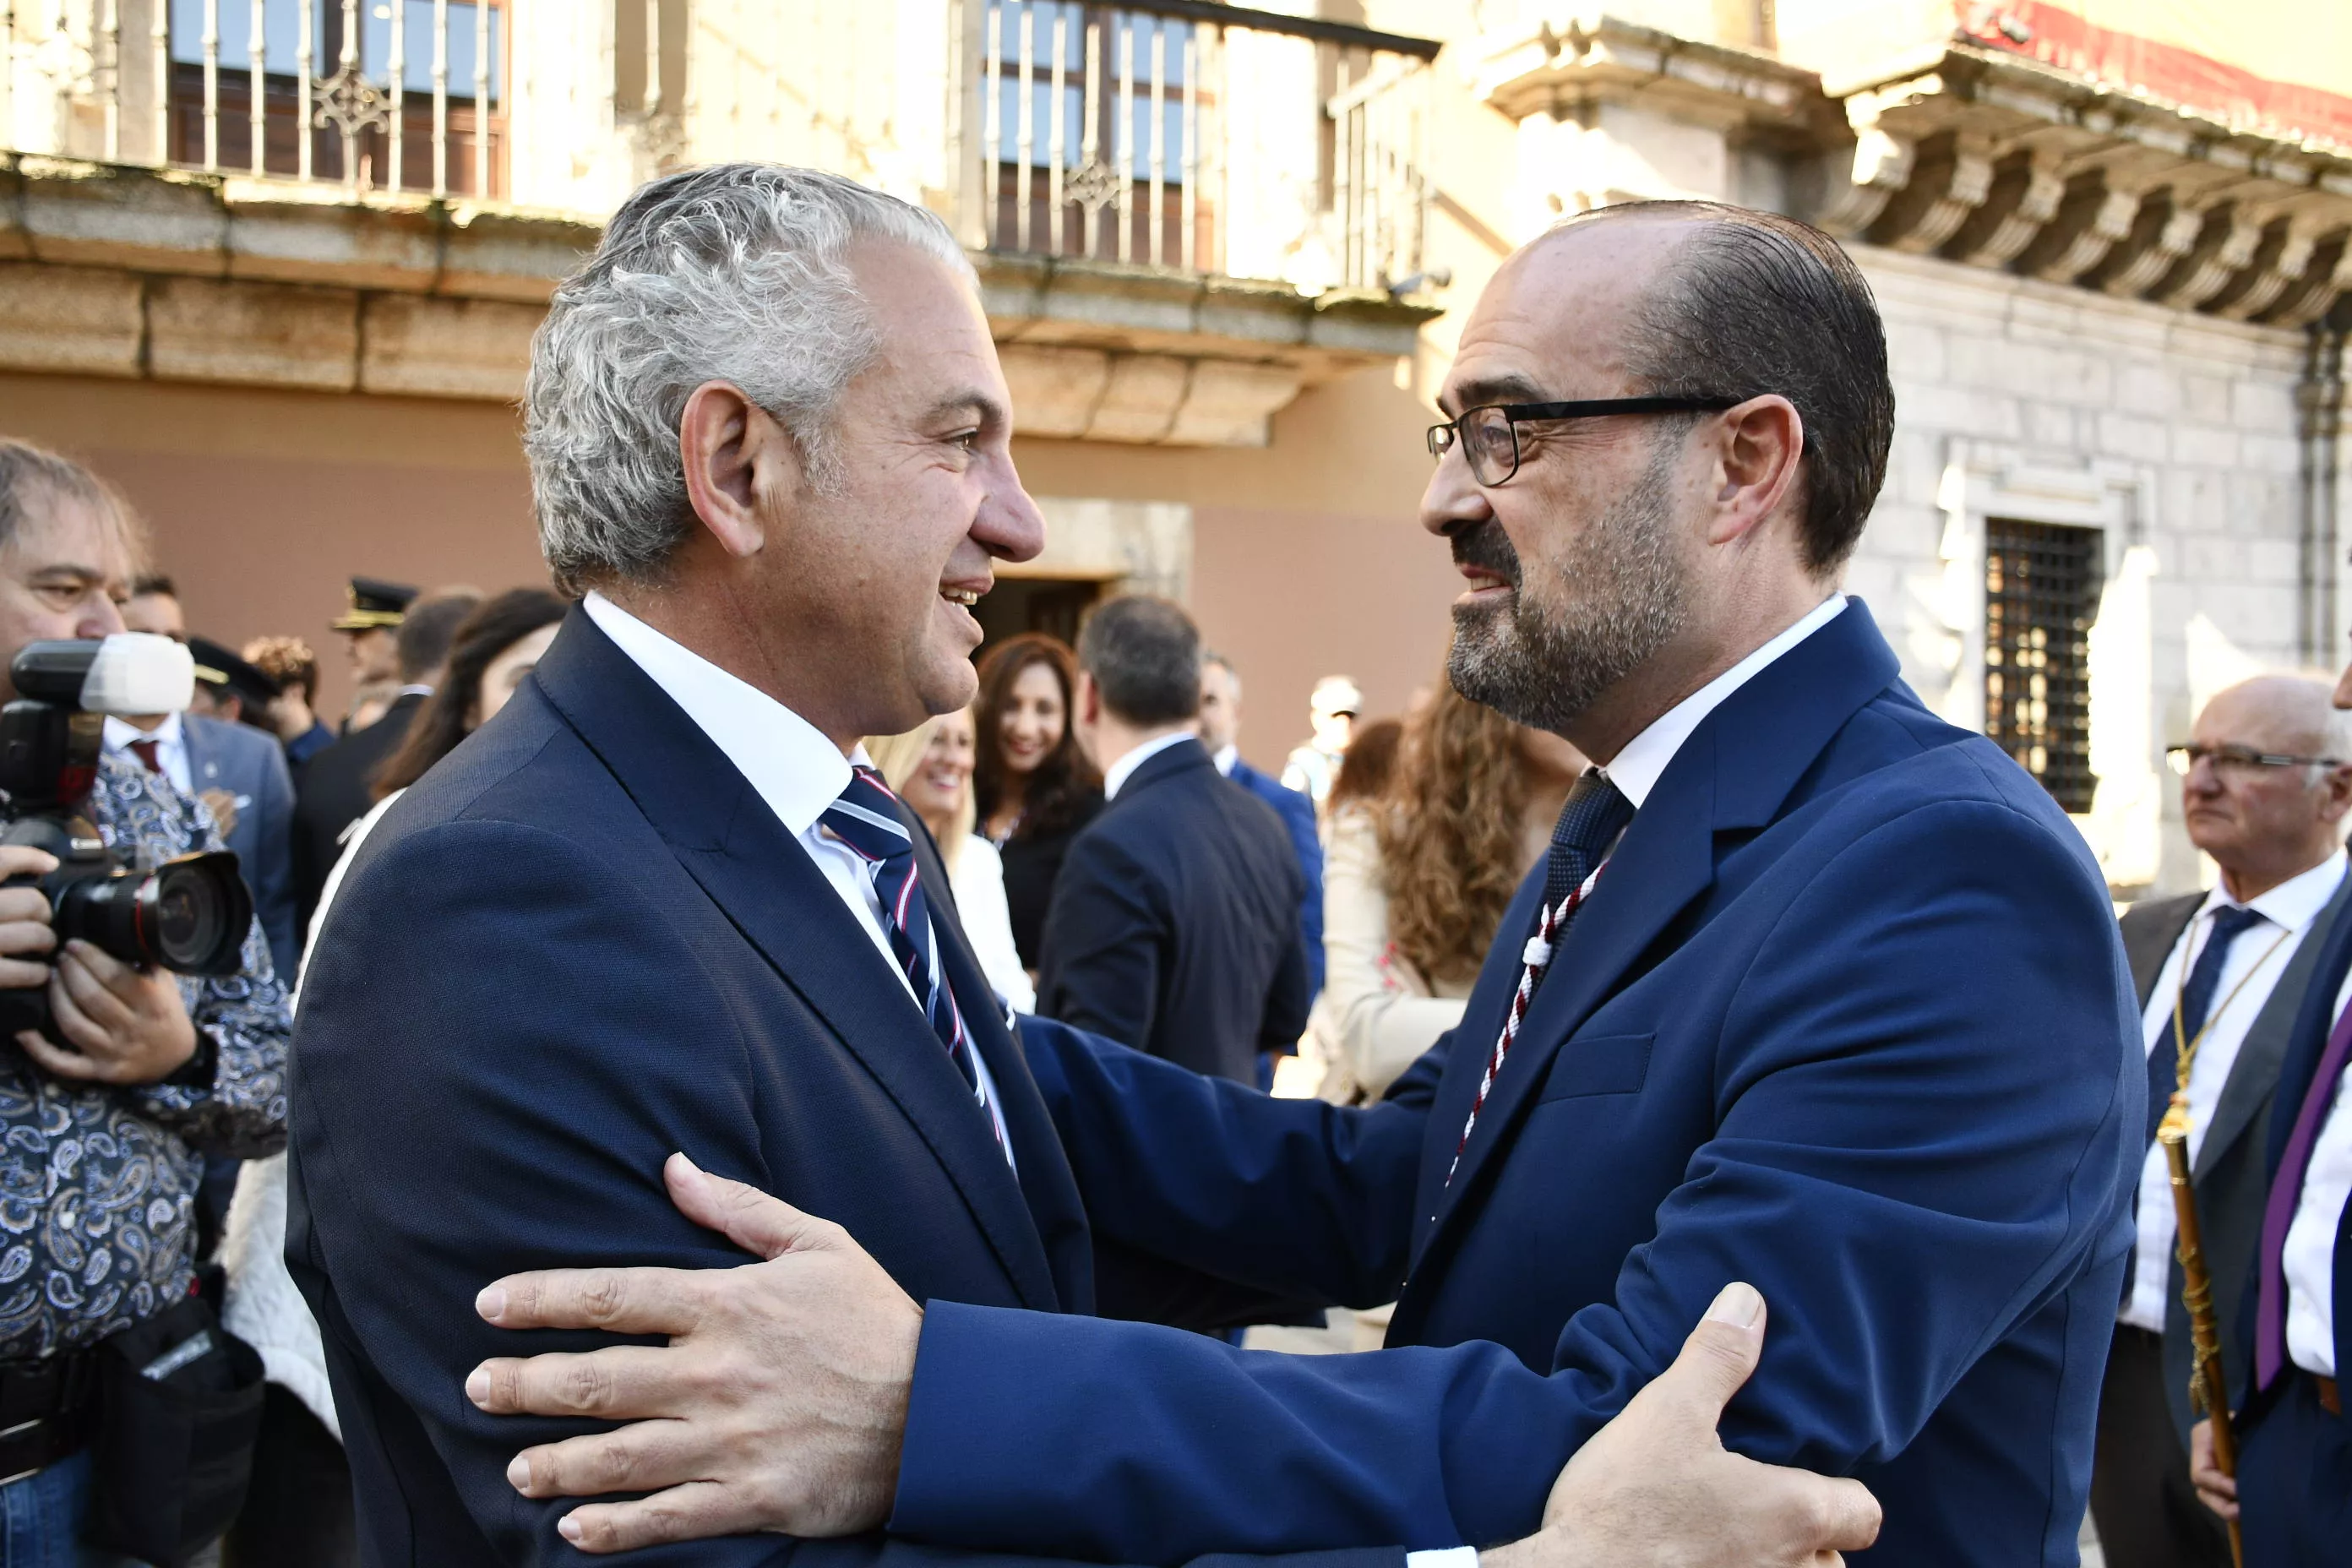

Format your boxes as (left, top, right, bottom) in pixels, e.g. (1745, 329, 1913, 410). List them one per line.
(0, 637, 252, 1043)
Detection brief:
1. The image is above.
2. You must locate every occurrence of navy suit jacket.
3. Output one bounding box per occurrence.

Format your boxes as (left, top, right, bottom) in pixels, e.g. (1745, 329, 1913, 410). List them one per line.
(1037, 738, 1310, 1084)
(2239, 875, 2352, 1423)
(288, 612, 1391, 1568)
(890, 602, 2142, 1566)
(1228, 758, 1325, 999)
(183, 711, 298, 981)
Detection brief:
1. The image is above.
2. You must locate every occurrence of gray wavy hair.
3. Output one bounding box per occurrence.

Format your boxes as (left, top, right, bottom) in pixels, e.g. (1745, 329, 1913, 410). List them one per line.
(523, 164, 975, 591)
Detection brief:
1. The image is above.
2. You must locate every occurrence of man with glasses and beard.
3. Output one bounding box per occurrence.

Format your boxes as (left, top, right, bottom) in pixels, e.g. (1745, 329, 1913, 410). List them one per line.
(463, 200, 2137, 1565)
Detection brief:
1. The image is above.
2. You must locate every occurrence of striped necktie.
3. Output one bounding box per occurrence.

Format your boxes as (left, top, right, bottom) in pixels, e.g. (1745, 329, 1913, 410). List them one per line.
(1446, 770, 1635, 1184)
(819, 768, 1001, 1141)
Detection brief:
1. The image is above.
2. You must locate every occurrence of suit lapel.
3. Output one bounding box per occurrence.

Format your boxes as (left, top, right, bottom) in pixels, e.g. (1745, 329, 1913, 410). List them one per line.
(530, 611, 1059, 1310)
(2200, 866, 2352, 1182)
(2122, 895, 2201, 1010)
(903, 811, 1071, 1311)
(1419, 601, 1905, 1243)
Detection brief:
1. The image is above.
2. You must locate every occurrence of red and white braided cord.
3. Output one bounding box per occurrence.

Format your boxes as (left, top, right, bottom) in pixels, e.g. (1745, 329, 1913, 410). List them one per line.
(1446, 863, 1606, 1185)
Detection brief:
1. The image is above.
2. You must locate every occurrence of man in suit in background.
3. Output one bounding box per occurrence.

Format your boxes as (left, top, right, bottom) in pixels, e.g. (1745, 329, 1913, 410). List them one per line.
(291, 586, 477, 933)
(1200, 651, 1325, 1008)
(2094, 676, 2352, 1568)
(114, 582, 301, 983)
(186, 637, 302, 983)
(468, 201, 2137, 1567)
(1037, 598, 1310, 1086)
(2191, 659, 2352, 1566)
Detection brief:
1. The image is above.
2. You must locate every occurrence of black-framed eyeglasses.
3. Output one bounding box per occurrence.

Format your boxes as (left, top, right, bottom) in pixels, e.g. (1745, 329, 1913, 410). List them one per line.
(1426, 396, 1744, 487)
(2165, 743, 2347, 777)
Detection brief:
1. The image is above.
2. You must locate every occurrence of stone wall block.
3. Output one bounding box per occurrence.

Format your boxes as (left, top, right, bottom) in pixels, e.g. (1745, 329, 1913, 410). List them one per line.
(437, 210, 601, 303)
(1086, 356, 1192, 444)
(2170, 425, 2240, 470)
(358, 295, 542, 400)
(999, 343, 1112, 439)
(1165, 361, 1300, 447)
(146, 276, 358, 391)
(2092, 410, 2171, 465)
(2022, 401, 2076, 449)
(225, 190, 444, 291)
(0, 264, 142, 376)
(2230, 380, 2295, 433)
(1897, 383, 2022, 442)
(2240, 433, 2302, 475)
(1881, 319, 1946, 384)
(2114, 364, 2176, 417)
(18, 159, 226, 275)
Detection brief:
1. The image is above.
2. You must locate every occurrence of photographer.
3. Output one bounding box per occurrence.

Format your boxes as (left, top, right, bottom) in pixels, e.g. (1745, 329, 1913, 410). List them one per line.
(0, 440, 290, 1562)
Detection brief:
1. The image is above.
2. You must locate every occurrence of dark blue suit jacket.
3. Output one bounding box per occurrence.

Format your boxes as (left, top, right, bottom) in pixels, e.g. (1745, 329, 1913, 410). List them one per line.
(1036, 738, 1310, 1085)
(2239, 878, 2352, 1421)
(183, 711, 298, 981)
(288, 611, 1388, 1568)
(1227, 758, 1324, 999)
(890, 602, 2141, 1566)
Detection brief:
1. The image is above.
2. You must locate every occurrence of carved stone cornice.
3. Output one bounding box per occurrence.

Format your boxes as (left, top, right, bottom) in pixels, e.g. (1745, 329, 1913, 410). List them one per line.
(1473, 18, 2352, 328)
(1803, 44, 2352, 327)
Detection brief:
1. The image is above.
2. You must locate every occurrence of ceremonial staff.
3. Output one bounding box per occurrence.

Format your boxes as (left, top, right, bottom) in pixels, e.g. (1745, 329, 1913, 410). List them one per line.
(2159, 1097, 2244, 1568)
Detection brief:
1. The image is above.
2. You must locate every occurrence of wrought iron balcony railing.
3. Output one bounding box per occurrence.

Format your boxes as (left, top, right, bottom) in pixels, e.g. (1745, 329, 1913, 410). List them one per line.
(0, 1, 1440, 297)
(959, 0, 1440, 289)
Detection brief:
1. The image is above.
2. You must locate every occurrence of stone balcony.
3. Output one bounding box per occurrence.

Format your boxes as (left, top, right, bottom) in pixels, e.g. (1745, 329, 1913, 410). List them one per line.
(0, 156, 1437, 447)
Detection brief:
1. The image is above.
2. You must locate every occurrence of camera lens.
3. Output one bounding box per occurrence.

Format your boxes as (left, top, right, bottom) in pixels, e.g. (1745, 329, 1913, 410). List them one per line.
(148, 863, 231, 972)
(52, 853, 251, 977)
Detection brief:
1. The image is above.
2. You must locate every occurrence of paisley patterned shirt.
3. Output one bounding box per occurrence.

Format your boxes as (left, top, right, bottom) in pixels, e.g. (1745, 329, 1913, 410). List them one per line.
(0, 751, 291, 1358)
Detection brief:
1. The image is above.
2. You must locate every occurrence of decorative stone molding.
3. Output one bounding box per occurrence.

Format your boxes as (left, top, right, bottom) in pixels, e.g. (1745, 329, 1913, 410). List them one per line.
(1470, 19, 2352, 330)
(1803, 46, 2352, 329)
(977, 251, 1436, 447)
(0, 158, 1435, 438)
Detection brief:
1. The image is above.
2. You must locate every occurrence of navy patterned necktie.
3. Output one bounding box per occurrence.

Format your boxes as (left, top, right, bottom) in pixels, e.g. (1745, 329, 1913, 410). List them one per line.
(2146, 904, 2267, 1147)
(1535, 770, 1636, 972)
(820, 768, 987, 1105)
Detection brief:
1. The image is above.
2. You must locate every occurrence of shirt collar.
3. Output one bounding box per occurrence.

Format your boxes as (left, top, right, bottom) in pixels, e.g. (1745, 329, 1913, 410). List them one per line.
(1104, 729, 1196, 801)
(1600, 595, 1848, 809)
(103, 710, 184, 752)
(582, 591, 852, 836)
(1211, 743, 1239, 777)
(2195, 850, 2349, 937)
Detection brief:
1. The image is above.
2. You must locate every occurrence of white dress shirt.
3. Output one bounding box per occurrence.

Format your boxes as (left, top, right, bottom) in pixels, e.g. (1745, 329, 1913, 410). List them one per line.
(1102, 728, 1196, 801)
(1211, 743, 1240, 776)
(1598, 594, 1847, 808)
(2289, 961, 2352, 1375)
(102, 710, 193, 797)
(582, 593, 1013, 1159)
(945, 835, 1035, 1014)
(2120, 854, 2349, 1331)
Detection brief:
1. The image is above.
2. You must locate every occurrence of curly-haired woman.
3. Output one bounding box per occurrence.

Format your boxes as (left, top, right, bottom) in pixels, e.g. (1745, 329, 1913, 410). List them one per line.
(1310, 676, 1585, 1106)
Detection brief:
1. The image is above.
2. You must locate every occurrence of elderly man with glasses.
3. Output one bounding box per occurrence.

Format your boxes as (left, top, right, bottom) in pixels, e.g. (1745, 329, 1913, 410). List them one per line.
(2091, 676, 2352, 1567)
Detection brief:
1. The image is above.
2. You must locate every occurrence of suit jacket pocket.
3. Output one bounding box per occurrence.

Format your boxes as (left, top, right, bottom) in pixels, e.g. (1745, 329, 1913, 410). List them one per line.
(1534, 1031, 1655, 1101)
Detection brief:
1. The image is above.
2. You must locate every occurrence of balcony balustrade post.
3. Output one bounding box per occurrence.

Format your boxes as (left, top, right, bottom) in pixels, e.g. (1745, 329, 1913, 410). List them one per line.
(201, 0, 217, 168)
(246, 0, 263, 173)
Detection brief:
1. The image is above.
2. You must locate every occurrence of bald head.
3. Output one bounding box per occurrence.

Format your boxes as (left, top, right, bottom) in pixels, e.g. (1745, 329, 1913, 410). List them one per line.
(2182, 674, 2352, 900)
(1521, 203, 1895, 574)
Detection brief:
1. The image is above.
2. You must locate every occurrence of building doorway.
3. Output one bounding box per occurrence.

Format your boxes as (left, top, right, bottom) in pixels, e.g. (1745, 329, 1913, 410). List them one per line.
(976, 575, 1111, 658)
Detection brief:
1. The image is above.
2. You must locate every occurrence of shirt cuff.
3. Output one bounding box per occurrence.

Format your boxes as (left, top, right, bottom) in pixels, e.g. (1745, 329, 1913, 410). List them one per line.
(1405, 1549, 1478, 1568)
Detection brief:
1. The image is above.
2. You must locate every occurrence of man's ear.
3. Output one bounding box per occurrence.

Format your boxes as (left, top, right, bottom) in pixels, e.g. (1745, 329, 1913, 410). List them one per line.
(1707, 395, 1805, 550)
(679, 381, 800, 560)
(1075, 671, 1102, 728)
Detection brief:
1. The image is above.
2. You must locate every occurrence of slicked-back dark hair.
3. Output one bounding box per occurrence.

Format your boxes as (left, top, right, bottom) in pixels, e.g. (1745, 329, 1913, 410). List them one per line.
(1076, 595, 1202, 727)
(1559, 200, 1894, 574)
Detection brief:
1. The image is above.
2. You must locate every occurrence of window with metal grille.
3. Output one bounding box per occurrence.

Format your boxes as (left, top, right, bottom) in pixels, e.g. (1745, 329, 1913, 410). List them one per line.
(1984, 519, 2102, 814)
